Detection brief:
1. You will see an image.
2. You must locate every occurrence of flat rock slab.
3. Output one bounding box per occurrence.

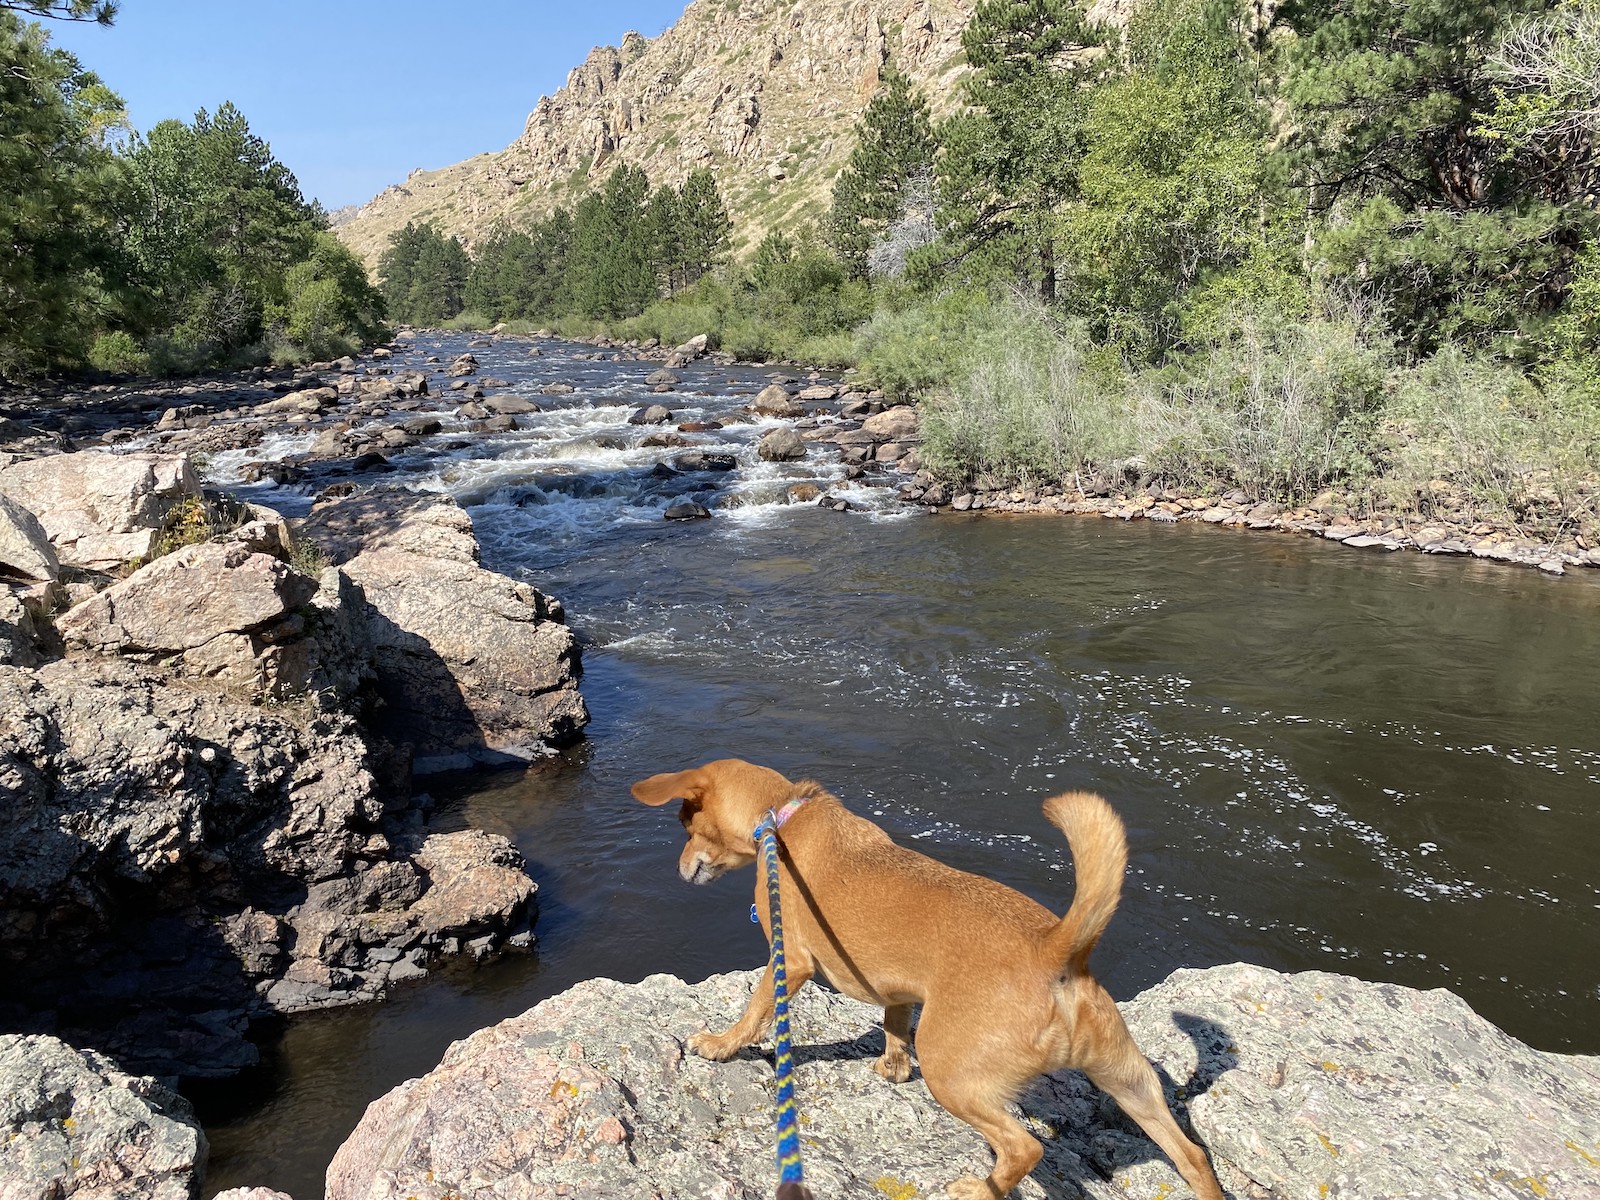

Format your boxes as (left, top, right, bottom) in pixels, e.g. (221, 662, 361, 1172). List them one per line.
(327, 964, 1600, 1200)
(0, 450, 197, 570)
(0, 1033, 204, 1200)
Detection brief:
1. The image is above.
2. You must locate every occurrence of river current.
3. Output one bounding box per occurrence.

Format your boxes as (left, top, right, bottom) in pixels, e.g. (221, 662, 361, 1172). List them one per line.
(199, 333, 1600, 1197)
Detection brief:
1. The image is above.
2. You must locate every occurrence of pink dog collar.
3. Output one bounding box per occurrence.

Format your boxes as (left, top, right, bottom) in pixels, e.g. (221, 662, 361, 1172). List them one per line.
(754, 793, 808, 842)
(771, 794, 807, 829)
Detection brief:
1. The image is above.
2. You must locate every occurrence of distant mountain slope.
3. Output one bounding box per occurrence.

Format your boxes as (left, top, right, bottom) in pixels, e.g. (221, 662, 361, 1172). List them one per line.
(334, 0, 981, 269)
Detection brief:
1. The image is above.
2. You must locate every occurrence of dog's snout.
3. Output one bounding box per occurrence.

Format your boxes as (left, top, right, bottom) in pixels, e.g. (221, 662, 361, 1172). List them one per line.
(680, 852, 722, 885)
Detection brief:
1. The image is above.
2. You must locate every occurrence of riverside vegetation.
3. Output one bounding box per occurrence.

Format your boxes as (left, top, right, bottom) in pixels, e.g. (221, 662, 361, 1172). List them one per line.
(0, 4, 386, 383)
(379, 0, 1600, 548)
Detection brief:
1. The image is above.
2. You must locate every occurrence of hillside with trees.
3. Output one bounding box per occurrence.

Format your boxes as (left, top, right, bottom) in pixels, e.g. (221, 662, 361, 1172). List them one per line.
(406, 0, 1593, 542)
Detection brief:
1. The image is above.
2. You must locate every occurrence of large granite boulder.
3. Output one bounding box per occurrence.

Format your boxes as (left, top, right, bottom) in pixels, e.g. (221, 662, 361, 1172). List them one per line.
(862, 403, 920, 442)
(0, 450, 199, 570)
(0, 646, 540, 1071)
(0, 655, 382, 930)
(327, 964, 1600, 1200)
(305, 496, 587, 768)
(54, 542, 368, 701)
(0, 1034, 205, 1200)
(751, 383, 804, 417)
(0, 493, 59, 582)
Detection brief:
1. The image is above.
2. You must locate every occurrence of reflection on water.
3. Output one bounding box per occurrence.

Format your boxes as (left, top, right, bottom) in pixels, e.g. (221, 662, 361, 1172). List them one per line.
(200, 334, 1600, 1198)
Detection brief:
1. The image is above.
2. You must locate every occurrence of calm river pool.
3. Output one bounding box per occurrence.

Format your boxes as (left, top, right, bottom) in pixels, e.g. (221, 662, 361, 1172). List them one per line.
(198, 334, 1600, 1197)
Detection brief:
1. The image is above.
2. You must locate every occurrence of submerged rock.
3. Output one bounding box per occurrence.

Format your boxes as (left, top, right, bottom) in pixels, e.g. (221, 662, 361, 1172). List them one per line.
(327, 963, 1600, 1200)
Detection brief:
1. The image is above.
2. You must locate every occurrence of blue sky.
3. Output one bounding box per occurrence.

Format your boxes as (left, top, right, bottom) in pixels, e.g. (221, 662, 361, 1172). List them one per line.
(48, 1, 690, 210)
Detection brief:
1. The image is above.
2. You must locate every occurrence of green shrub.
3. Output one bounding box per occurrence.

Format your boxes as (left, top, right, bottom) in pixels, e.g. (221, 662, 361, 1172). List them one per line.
(1382, 351, 1600, 535)
(441, 310, 494, 331)
(1137, 311, 1391, 499)
(854, 290, 1002, 401)
(87, 331, 149, 376)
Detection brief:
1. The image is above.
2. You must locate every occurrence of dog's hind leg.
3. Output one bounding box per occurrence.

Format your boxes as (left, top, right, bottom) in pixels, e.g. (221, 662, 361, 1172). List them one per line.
(688, 957, 815, 1062)
(1082, 1053, 1225, 1200)
(1070, 989, 1225, 1200)
(873, 1003, 915, 1083)
(917, 1011, 1041, 1198)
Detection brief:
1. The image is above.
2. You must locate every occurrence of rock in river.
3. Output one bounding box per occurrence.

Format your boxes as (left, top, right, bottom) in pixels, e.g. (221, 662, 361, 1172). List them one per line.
(314, 496, 588, 767)
(0, 450, 198, 570)
(757, 427, 807, 462)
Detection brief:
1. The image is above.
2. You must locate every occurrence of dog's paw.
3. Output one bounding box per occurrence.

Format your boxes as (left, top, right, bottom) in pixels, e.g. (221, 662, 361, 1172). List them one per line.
(945, 1176, 1000, 1200)
(687, 1030, 742, 1062)
(872, 1050, 913, 1083)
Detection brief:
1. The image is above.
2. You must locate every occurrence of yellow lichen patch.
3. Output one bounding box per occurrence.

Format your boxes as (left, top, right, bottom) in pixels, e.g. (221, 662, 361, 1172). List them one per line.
(872, 1175, 920, 1200)
(1566, 1139, 1600, 1168)
(548, 1079, 579, 1100)
(1320, 1060, 1340, 1072)
(1319, 1185, 1329, 1198)
(1492, 1169, 1552, 1196)
(61, 1117, 75, 1131)
(1317, 1133, 1341, 1158)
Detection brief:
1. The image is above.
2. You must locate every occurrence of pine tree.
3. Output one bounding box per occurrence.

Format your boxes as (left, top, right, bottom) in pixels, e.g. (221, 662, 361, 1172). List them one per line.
(678, 167, 732, 285)
(647, 184, 685, 293)
(1281, 0, 1595, 353)
(827, 65, 936, 278)
(934, 0, 1104, 300)
(0, 11, 122, 377)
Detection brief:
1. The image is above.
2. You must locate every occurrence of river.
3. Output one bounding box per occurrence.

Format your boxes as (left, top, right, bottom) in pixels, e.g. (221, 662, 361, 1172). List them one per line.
(198, 333, 1600, 1197)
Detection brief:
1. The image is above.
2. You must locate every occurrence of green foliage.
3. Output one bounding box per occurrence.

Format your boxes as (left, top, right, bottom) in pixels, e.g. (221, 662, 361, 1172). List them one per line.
(0, 13, 124, 380)
(827, 65, 936, 277)
(120, 103, 324, 359)
(1281, 0, 1593, 355)
(678, 167, 733, 286)
(854, 290, 1009, 401)
(921, 295, 1391, 499)
(378, 221, 470, 325)
(931, 0, 1104, 300)
(0, 1, 116, 22)
(87, 329, 146, 374)
(1060, 0, 1292, 356)
(1382, 350, 1600, 535)
(447, 164, 733, 327)
(275, 234, 387, 359)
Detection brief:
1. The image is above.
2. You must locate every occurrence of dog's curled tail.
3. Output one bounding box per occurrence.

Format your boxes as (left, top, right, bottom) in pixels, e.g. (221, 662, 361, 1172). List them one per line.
(1040, 791, 1128, 976)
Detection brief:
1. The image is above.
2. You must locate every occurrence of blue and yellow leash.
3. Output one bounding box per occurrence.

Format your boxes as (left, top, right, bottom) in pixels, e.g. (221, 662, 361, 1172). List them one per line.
(754, 805, 815, 1200)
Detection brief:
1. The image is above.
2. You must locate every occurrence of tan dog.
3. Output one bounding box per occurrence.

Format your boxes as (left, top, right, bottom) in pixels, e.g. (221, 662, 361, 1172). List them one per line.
(632, 758, 1226, 1200)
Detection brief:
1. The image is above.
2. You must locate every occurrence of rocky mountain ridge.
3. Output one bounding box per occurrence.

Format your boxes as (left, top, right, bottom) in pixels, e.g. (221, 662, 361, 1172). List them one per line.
(334, 0, 983, 268)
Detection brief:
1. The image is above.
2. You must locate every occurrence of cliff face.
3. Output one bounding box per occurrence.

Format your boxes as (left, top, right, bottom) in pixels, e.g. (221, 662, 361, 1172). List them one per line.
(335, 0, 981, 268)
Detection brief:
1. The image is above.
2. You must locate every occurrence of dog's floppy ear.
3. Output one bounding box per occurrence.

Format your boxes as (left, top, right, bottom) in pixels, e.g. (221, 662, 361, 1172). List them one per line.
(631, 768, 706, 807)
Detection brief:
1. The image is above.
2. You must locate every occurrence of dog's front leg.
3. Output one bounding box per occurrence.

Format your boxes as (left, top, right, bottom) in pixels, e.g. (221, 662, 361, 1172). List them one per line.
(688, 958, 812, 1061)
(873, 1003, 915, 1083)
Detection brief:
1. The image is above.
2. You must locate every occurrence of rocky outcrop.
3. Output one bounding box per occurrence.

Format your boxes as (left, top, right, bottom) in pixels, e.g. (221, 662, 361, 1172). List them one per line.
(334, 0, 984, 267)
(0, 645, 545, 1073)
(0, 493, 60, 583)
(327, 963, 1600, 1200)
(0, 448, 581, 1074)
(0, 1034, 205, 1200)
(303, 494, 588, 770)
(0, 450, 198, 570)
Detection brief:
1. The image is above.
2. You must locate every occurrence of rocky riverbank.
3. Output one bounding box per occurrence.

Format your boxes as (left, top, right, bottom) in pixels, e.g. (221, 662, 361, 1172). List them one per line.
(897, 474, 1600, 577)
(10, 962, 1598, 1199)
(0, 381, 587, 1075)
